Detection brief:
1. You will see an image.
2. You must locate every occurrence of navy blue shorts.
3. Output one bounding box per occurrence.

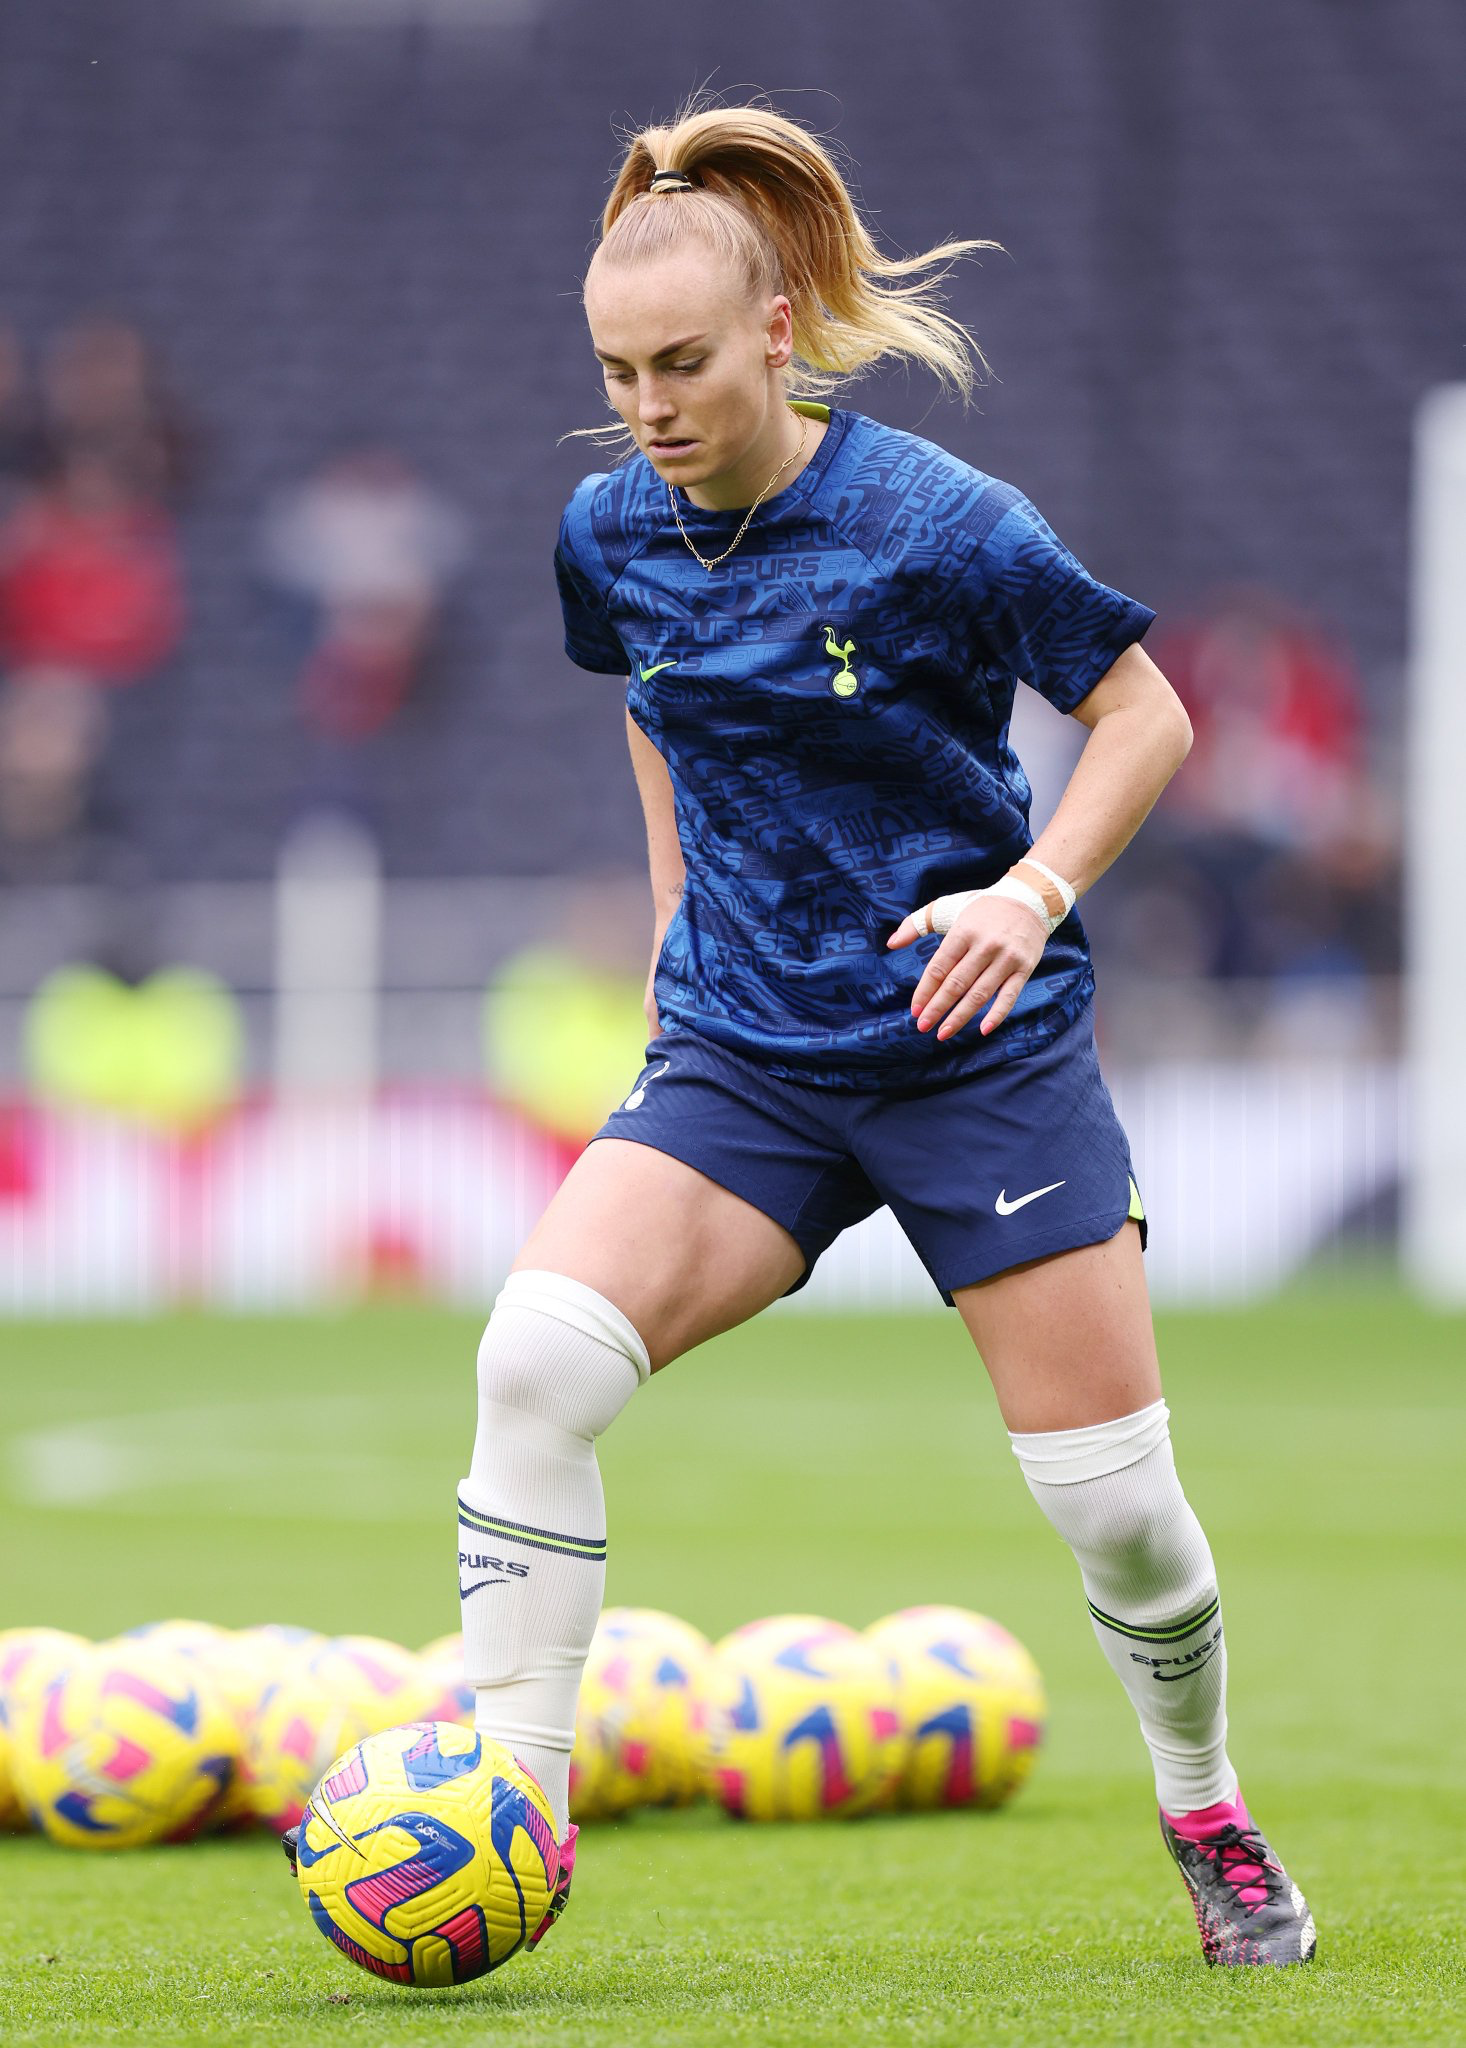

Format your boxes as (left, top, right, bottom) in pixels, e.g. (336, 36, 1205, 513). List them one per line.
(591, 1002, 1146, 1306)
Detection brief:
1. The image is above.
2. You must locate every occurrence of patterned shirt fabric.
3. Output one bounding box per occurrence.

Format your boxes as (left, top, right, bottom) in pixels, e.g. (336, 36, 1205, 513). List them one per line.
(555, 403, 1154, 1087)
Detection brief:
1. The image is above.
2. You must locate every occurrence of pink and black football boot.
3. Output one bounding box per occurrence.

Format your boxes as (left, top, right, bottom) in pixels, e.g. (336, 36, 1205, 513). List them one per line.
(1160, 1791, 1316, 1966)
(525, 1822, 578, 1951)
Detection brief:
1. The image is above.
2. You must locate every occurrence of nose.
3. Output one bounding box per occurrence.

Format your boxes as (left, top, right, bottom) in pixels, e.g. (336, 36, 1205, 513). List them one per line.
(637, 377, 677, 425)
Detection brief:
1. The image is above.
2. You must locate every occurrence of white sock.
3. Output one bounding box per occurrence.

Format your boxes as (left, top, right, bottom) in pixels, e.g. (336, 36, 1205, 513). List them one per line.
(458, 1269, 648, 1838)
(1009, 1400, 1236, 1814)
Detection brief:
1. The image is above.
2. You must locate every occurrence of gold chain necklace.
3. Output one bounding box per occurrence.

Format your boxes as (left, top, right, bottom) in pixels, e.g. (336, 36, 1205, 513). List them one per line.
(668, 412, 809, 571)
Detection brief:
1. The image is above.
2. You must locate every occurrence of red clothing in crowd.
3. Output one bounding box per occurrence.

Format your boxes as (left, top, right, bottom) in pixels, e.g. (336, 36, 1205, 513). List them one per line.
(0, 489, 183, 682)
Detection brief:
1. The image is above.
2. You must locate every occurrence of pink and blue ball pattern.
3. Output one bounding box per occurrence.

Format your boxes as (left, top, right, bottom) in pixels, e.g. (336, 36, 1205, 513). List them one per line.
(26, 1655, 234, 1844)
(299, 1726, 558, 1986)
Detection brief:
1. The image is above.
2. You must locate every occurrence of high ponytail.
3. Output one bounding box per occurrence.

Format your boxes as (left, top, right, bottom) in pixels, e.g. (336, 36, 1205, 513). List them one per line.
(591, 101, 997, 403)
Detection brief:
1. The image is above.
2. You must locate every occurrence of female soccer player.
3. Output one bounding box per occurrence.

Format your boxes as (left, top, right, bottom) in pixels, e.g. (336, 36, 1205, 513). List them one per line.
(458, 106, 1316, 1968)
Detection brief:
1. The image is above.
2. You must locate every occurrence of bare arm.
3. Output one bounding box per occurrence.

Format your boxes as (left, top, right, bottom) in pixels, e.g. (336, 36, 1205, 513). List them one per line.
(626, 706, 686, 1035)
(1029, 640, 1193, 894)
(889, 640, 1192, 1039)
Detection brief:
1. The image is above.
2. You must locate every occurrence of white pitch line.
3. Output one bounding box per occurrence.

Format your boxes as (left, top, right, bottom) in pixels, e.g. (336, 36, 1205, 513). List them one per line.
(5, 1397, 444, 1519)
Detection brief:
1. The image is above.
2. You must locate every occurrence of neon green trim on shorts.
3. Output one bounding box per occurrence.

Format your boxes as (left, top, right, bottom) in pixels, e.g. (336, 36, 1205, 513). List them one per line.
(1127, 1176, 1146, 1223)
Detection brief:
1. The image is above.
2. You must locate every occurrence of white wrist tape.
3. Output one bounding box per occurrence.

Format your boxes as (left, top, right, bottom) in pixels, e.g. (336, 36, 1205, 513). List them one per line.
(1021, 856, 1079, 925)
(915, 857, 1077, 940)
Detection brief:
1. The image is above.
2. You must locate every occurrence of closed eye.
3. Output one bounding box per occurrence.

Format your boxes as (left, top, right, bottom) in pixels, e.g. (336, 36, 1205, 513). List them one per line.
(603, 360, 705, 383)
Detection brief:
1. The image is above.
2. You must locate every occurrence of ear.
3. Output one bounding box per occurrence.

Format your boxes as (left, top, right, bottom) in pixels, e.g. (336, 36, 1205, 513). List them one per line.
(765, 296, 794, 370)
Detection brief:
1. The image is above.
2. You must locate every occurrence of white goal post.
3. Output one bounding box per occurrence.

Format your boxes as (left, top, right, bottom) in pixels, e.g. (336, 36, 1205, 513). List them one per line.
(1405, 386, 1466, 1303)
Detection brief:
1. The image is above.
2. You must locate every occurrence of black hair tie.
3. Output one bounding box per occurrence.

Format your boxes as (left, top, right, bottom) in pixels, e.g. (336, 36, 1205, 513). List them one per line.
(649, 169, 694, 194)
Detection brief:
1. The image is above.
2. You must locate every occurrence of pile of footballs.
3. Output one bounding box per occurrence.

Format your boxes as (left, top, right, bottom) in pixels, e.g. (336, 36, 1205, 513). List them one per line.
(0, 1604, 1046, 1847)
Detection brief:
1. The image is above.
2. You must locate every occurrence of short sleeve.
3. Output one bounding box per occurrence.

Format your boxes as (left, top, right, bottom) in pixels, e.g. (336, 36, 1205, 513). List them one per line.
(554, 503, 628, 676)
(962, 487, 1155, 713)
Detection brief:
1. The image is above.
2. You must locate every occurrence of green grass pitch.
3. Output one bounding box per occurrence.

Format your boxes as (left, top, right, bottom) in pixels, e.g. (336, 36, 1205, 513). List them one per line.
(1, 1286, 1462, 2045)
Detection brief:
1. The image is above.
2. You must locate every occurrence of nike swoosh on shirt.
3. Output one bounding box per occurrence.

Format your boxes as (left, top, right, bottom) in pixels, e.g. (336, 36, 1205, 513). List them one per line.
(994, 1180, 1067, 1216)
(640, 661, 676, 680)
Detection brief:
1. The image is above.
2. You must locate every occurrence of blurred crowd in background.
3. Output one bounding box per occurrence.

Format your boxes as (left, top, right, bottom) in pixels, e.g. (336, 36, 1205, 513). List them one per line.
(0, 316, 470, 888)
(0, 308, 1404, 1119)
(0, 0, 1457, 1141)
(0, 317, 189, 885)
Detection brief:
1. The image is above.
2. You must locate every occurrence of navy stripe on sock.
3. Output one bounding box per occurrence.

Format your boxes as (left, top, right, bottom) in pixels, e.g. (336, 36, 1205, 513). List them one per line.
(1087, 1594, 1220, 1645)
(457, 1496, 607, 1562)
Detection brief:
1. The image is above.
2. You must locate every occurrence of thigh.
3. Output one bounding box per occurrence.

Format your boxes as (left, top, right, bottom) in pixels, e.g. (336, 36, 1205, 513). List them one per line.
(952, 1220, 1161, 1433)
(513, 1137, 806, 1373)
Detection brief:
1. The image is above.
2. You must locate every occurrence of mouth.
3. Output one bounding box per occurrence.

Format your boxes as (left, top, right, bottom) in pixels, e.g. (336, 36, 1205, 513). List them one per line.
(646, 437, 699, 459)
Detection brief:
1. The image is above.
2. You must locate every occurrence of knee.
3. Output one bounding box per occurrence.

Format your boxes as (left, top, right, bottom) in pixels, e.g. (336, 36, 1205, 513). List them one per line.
(476, 1316, 559, 1423)
(1060, 1478, 1189, 1569)
(1010, 1403, 1197, 1564)
(476, 1269, 649, 1442)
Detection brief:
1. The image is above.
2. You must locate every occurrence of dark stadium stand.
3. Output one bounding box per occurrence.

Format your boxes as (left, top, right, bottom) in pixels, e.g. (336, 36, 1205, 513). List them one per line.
(0, 0, 1460, 882)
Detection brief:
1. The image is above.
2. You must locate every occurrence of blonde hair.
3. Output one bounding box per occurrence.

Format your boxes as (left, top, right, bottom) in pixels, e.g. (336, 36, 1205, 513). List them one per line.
(581, 101, 996, 437)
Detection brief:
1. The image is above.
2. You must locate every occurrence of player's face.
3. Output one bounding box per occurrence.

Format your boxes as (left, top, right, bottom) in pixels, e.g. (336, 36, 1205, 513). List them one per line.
(585, 241, 793, 508)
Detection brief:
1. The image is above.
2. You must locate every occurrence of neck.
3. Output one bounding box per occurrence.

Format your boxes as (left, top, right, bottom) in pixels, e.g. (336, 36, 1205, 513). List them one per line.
(683, 401, 823, 513)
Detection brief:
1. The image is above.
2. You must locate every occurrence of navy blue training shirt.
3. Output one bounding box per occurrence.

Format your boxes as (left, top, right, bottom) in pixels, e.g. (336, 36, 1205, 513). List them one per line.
(555, 402, 1154, 1087)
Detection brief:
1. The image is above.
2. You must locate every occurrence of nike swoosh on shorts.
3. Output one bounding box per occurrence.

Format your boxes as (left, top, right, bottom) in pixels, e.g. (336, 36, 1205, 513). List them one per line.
(994, 1180, 1067, 1216)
